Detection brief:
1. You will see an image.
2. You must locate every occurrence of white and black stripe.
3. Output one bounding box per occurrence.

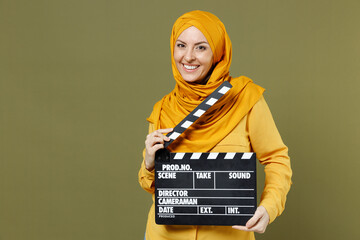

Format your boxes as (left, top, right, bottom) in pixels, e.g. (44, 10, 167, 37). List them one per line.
(165, 81, 232, 148)
(172, 152, 254, 160)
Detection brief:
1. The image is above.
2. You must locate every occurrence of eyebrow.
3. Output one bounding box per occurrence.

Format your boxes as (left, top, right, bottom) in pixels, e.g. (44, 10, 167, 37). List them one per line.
(176, 39, 210, 45)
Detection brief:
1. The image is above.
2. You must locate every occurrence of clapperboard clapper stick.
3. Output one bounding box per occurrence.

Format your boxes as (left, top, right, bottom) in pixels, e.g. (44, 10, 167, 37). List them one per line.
(155, 81, 257, 226)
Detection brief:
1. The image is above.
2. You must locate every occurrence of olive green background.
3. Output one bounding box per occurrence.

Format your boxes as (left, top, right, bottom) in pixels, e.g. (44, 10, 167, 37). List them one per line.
(1, 0, 359, 239)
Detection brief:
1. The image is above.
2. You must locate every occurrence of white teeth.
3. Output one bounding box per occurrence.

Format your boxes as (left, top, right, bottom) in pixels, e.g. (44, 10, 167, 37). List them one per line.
(184, 64, 199, 70)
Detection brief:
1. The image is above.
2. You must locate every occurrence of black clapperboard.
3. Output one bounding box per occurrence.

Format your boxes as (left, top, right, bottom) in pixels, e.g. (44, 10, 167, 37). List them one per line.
(155, 81, 257, 226)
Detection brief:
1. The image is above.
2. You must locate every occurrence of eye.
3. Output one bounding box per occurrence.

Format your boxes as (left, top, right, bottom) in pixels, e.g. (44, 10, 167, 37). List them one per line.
(197, 45, 207, 51)
(176, 43, 185, 48)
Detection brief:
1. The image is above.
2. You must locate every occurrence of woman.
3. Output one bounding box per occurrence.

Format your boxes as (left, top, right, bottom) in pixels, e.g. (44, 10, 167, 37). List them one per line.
(138, 10, 292, 240)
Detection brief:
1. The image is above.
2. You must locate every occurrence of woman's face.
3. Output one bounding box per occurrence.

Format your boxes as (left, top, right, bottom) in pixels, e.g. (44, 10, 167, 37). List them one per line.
(174, 26, 213, 84)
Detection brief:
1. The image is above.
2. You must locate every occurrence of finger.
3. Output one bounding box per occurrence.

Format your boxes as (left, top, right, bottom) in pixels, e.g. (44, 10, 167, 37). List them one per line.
(148, 128, 173, 140)
(151, 137, 165, 145)
(252, 215, 268, 233)
(156, 128, 174, 134)
(232, 225, 250, 231)
(146, 135, 164, 148)
(154, 135, 170, 142)
(245, 216, 260, 229)
(151, 143, 165, 153)
(152, 129, 173, 141)
(149, 143, 167, 156)
(245, 208, 263, 229)
(232, 224, 264, 234)
(247, 221, 266, 234)
(233, 208, 268, 234)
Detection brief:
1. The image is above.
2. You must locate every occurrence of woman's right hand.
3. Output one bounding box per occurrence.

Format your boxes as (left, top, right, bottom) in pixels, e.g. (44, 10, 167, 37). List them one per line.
(144, 128, 173, 171)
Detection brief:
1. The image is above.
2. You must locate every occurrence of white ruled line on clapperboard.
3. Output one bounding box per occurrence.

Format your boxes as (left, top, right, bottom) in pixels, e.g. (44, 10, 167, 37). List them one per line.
(156, 171, 255, 190)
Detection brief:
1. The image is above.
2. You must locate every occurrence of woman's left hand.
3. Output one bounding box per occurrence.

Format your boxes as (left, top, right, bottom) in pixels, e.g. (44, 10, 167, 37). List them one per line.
(232, 206, 270, 234)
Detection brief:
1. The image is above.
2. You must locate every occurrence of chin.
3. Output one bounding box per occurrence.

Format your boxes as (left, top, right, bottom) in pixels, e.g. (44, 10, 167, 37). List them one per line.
(181, 73, 203, 83)
(183, 78, 203, 84)
(183, 78, 198, 83)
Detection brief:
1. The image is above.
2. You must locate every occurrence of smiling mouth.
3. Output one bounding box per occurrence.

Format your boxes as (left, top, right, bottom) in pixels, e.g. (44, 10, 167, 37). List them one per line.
(183, 64, 199, 70)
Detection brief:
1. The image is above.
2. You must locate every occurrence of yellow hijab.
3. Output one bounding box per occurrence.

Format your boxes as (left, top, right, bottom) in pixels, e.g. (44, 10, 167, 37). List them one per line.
(147, 10, 264, 152)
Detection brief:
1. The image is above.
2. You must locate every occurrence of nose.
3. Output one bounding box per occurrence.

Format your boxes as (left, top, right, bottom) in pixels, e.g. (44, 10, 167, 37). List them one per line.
(184, 48, 195, 62)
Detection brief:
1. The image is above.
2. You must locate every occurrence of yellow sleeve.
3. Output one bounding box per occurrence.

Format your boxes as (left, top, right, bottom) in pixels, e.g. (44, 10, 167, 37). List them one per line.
(138, 123, 156, 194)
(248, 96, 293, 223)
